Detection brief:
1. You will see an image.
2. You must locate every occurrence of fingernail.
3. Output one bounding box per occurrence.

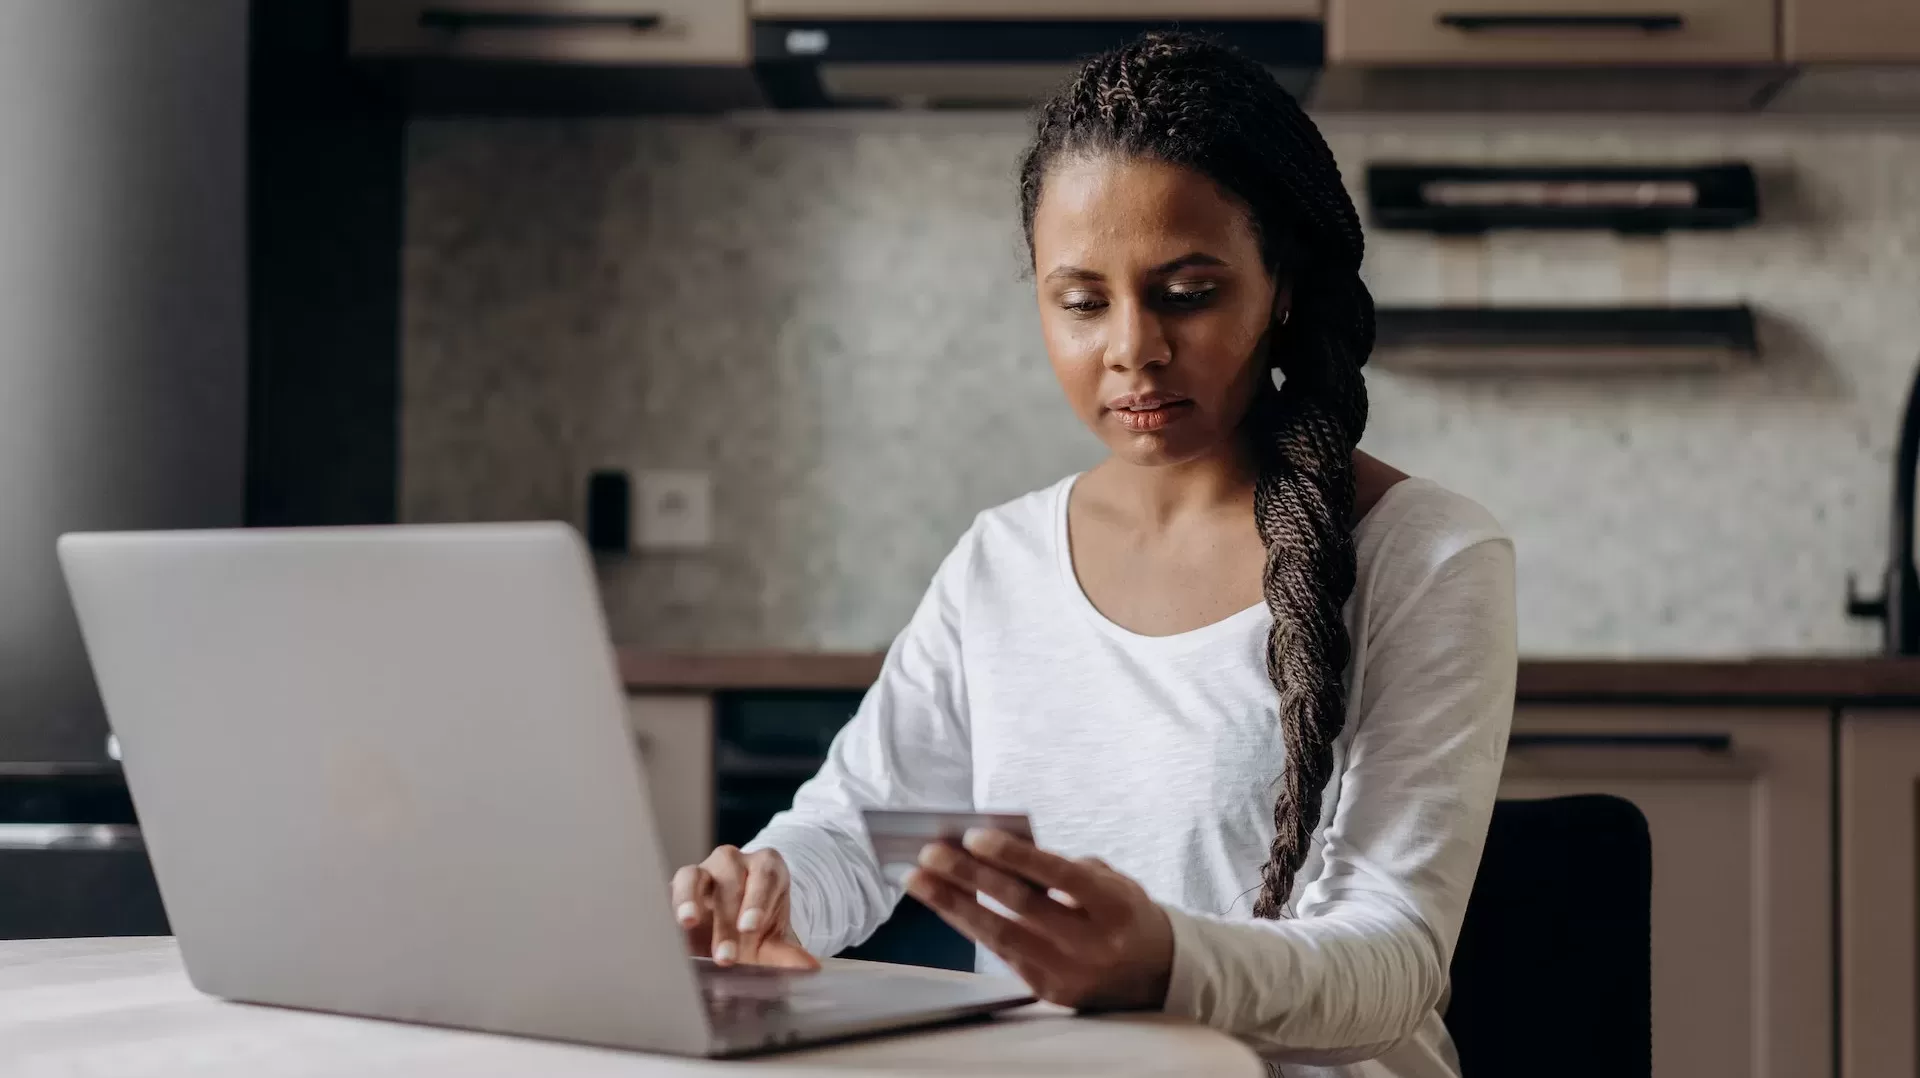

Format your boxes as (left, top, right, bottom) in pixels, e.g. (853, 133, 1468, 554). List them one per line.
(902, 868, 922, 891)
(676, 902, 697, 926)
(918, 843, 942, 866)
(962, 828, 990, 851)
(738, 908, 762, 933)
(714, 941, 737, 964)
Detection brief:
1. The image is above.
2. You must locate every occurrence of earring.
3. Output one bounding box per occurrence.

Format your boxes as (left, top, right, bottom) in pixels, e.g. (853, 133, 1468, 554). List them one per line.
(1279, 309, 1291, 326)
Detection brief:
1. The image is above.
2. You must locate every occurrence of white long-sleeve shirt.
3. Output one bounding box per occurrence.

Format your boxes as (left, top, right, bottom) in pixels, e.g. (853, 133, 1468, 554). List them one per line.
(746, 474, 1517, 1077)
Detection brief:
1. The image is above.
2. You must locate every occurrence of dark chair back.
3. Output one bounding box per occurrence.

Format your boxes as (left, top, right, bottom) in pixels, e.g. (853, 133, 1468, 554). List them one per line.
(1446, 795, 1652, 1078)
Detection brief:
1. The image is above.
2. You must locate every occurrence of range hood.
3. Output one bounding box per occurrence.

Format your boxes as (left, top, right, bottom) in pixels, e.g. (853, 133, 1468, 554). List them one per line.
(751, 18, 1322, 109)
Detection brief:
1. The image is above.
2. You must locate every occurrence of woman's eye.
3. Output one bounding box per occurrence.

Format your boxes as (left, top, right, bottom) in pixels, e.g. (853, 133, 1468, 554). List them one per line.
(1162, 284, 1217, 308)
(1059, 292, 1107, 314)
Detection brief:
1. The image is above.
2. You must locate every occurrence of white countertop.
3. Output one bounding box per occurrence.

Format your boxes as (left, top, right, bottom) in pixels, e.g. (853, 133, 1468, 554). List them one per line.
(1, 937, 1262, 1077)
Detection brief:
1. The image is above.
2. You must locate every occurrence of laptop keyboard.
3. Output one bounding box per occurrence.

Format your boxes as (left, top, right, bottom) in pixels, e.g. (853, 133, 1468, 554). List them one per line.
(695, 961, 840, 1023)
(701, 985, 794, 1023)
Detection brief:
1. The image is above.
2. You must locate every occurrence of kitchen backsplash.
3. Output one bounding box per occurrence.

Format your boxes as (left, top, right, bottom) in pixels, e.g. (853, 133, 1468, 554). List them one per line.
(403, 112, 1920, 656)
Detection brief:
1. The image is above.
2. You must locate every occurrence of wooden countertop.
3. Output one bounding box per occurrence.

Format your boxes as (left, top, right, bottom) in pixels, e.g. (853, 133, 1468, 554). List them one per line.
(0, 937, 1262, 1077)
(618, 650, 1920, 705)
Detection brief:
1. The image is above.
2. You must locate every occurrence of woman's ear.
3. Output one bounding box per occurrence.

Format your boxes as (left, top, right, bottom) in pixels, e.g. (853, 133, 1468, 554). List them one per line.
(1272, 279, 1294, 326)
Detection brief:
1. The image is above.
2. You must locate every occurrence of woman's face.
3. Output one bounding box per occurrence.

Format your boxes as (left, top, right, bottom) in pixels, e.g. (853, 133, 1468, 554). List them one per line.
(1031, 152, 1284, 468)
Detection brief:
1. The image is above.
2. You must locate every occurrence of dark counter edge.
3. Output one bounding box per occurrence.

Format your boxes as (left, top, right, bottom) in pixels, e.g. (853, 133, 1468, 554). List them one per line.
(617, 651, 1920, 706)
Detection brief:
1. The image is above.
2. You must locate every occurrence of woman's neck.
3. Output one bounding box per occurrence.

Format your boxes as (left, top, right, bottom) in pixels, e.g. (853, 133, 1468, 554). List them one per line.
(1084, 447, 1407, 531)
(1082, 442, 1258, 529)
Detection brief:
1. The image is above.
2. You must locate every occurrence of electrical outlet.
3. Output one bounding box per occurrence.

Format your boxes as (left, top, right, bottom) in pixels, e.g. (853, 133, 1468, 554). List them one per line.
(635, 470, 712, 551)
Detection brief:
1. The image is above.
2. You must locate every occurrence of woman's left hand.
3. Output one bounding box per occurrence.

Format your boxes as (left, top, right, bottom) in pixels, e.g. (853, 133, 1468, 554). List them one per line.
(904, 828, 1174, 1011)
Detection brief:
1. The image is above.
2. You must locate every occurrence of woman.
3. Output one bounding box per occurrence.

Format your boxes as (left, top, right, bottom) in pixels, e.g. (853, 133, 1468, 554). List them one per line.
(670, 32, 1516, 1077)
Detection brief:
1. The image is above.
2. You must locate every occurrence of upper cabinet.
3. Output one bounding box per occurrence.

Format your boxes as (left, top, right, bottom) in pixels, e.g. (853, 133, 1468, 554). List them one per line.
(1329, 0, 1777, 64)
(751, 2, 1321, 15)
(345, 0, 1920, 111)
(351, 0, 750, 65)
(1785, 0, 1920, 62)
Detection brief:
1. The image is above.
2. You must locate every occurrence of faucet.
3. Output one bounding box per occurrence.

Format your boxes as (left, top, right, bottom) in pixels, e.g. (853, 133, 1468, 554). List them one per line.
(1848, 359, 1920, 655)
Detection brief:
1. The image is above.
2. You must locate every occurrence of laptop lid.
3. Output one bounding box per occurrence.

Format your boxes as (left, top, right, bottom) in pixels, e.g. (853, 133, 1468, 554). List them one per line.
(58, 523, 712, 1054)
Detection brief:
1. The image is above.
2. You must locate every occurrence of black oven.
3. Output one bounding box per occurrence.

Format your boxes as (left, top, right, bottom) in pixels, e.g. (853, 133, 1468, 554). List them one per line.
(712, 692, 970, 971)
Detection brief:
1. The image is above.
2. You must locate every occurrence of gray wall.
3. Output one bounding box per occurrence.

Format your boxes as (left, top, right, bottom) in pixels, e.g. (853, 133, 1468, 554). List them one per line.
(402, 112, 1920, 657)
(0, 1, 249, 761)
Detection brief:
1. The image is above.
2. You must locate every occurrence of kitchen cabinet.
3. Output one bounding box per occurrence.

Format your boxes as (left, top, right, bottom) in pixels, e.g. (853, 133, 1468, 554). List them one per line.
(627, 694, 713, 874)
(1502, 707, 1831, 1078)
(1328, 0, 1777, 64)
(351, 1, 750, 65)
(751, 1, 1321, 16)
(1785, 0, 1920, 62)
(1837, 710, 1920, 1078)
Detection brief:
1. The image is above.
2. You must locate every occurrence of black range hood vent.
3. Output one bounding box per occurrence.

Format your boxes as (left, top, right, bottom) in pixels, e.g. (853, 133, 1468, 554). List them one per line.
(752, 19, 1322, 109)
(1373, 305, 1758, 373)
(1367, 163, 1759, 234)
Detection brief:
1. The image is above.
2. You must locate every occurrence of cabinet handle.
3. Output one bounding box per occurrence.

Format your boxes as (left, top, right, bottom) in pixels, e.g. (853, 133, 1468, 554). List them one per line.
(714, 746, 827, 780)
(419, 8, 665, 33)
(1436, 12, 1686, 33)
(1504, 731, 1752, 780)
(0, 823, 145, 851)
(1508, 732, 1731, 752)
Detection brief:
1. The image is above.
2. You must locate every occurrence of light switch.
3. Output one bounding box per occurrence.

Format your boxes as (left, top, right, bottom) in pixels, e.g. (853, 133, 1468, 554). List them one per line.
(635, 470, 712, 551)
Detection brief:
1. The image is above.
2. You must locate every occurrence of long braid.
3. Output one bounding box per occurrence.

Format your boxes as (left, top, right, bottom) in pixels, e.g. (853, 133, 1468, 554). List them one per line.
(1020, 33, 1373, 918)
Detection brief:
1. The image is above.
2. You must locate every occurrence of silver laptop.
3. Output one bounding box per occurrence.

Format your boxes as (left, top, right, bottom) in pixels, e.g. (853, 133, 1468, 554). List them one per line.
(58, 522, 1031, 1056)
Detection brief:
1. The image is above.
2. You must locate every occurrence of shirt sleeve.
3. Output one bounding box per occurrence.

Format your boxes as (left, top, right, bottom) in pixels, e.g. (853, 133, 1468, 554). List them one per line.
(742, 523, 979, 958)
(1158, 535, 1518, 1063)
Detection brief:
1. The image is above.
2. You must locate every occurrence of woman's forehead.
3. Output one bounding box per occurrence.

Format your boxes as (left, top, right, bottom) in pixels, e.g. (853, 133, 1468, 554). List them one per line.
(1031, 152, 1262, 268)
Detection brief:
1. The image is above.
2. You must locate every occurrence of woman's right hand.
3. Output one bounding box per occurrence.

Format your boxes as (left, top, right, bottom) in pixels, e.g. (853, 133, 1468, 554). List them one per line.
(671, 845, 820, 970)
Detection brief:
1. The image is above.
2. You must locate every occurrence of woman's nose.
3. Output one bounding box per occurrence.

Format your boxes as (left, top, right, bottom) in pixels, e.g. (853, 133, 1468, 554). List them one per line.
(1104, 300, 1171, 371)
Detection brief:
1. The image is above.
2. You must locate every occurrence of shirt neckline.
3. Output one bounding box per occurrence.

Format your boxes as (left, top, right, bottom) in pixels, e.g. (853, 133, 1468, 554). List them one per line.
(1051, 471, 1430, 649)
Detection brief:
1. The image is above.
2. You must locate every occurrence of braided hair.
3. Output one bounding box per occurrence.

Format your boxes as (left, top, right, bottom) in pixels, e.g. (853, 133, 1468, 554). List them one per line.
(1019, 33, 1374, 919)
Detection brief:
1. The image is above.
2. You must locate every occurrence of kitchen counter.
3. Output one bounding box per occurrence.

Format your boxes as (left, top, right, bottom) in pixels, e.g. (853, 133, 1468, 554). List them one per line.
(618, 650, 1920, 705)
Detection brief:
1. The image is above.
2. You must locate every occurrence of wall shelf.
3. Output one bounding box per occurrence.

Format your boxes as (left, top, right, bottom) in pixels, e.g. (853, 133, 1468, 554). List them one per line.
(1367, 163, 1760, 234)
(1373, 305, 1758, 373)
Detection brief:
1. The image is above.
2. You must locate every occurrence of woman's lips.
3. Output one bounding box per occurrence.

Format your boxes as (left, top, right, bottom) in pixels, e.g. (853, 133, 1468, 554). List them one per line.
(1108, 398, 1195, 432)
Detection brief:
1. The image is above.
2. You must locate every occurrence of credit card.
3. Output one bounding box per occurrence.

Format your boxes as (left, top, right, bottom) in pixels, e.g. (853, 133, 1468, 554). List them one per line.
(861, 808, 1034, 885)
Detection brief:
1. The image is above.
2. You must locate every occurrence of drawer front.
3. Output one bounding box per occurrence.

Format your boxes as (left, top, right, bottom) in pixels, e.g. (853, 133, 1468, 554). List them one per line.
(1837, 712, 1920, 1078)
(752, 1, 1321, 16)
(0, 848, 169, 939)
(1785, 0, 1920, 62)
(1329, 0, 1776, 63)
(1500, 708, 1830, 1078)
(352, 0, 749, 65)
(628, 695, 714, 874)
